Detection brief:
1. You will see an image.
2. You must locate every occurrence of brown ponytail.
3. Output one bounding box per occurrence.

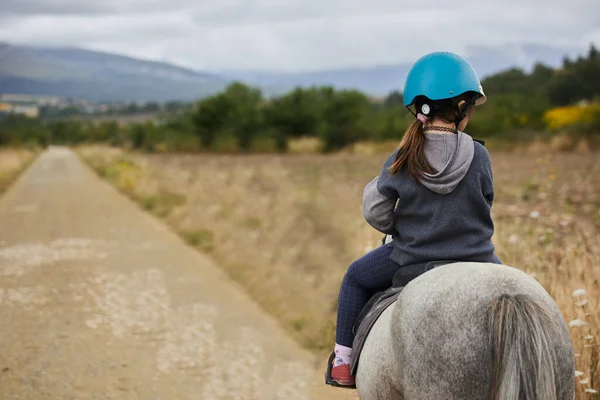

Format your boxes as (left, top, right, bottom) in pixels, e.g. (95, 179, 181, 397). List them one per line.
(388, 119, 435, 179)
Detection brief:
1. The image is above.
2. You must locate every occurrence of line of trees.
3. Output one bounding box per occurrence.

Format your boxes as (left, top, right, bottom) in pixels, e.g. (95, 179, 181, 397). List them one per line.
(39, 100, 193, 121)
(1, 45, 599, 152)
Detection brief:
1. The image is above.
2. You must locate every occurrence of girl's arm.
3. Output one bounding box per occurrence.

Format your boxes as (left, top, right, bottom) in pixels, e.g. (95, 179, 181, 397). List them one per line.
(480, 148, 494, 207)
(362, 176, 398, 235)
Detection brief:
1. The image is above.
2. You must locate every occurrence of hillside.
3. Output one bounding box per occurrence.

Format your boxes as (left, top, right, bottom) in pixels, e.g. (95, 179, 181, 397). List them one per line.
(0, 42, 229, 102)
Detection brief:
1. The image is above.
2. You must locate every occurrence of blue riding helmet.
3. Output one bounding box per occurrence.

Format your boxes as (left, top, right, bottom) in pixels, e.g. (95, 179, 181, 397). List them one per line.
(403, 52, 487, 108)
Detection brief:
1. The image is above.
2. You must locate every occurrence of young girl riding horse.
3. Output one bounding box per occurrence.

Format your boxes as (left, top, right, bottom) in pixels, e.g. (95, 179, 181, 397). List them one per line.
(326, 51, 501, 388)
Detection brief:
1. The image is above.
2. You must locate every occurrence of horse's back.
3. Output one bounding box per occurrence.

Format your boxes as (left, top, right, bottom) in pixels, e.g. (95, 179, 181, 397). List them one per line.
(357, 262, 574, 400)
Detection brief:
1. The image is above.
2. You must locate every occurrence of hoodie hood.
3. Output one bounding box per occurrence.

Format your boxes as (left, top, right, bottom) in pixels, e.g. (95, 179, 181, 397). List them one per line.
(419, 131, 474, 195)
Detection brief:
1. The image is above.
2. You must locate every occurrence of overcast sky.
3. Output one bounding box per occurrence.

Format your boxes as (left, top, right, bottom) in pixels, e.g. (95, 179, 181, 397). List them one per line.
(1, 0, 599, 71)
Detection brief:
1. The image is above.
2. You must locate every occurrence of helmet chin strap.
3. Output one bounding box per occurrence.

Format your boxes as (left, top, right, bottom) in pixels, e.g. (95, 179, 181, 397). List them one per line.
(405, 105, 418, 119)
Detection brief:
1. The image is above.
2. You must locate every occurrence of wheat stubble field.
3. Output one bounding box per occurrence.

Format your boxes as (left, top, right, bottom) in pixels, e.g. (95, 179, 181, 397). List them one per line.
(0, 148, 36, 194)
(77, 145, 600, 397)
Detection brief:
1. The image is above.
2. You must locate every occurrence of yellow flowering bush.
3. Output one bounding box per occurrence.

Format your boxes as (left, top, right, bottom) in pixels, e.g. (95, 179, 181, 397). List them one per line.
(543, 102, 600, 131)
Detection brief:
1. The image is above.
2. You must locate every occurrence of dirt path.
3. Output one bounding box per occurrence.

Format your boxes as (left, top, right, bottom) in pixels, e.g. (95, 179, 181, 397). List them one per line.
(0, 147, 354, 400)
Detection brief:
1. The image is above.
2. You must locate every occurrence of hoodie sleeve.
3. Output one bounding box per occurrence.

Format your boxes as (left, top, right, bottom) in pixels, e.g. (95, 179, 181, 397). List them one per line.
(479, 145, 495, 206)
(362, 152, 399, 235)
(363, 177, 397, 234)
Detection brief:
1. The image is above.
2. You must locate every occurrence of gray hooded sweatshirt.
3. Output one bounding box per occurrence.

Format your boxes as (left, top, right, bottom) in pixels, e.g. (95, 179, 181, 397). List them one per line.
(363, 131, 496, 266)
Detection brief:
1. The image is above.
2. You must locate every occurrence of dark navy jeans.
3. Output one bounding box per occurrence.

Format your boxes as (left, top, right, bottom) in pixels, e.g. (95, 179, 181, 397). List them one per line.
(335, 245, 501, 347)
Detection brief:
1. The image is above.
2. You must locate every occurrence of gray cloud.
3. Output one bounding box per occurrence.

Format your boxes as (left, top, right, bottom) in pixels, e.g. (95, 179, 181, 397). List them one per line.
(1, 0, 203, 15)
(2, 0, 108, 15)
(1, 0, 599, 71)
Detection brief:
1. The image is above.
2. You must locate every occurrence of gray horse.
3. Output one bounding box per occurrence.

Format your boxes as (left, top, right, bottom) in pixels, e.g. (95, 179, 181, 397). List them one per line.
(355, 262, 575, 399)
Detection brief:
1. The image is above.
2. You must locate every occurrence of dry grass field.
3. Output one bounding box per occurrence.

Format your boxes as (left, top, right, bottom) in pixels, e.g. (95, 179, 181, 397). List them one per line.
(77, 144, 600, 396)
(0, 148, 37, 194)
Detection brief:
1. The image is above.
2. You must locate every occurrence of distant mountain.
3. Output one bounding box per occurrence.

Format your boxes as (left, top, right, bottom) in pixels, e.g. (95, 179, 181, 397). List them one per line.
(219, 43, 584, 97)
(0, 41, 585, 102)
(0, 42, 229, 102)
(218, 65, 409, 98)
